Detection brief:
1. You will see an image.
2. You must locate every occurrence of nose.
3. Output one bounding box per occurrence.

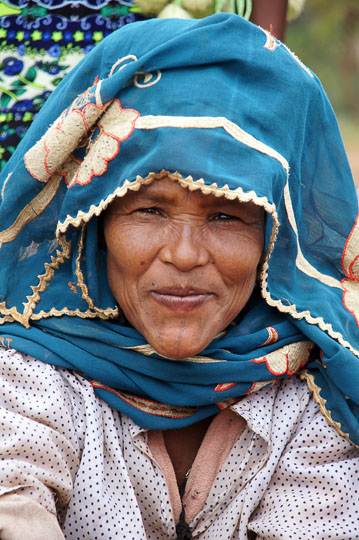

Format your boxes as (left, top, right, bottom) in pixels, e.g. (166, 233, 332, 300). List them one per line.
(159, 223, 210, 271)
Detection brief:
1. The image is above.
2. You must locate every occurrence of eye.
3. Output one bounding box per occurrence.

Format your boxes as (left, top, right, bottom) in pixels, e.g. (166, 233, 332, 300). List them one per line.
(138, 207, 159, 214)
(211, 213, 239, 221)
(136, 207, 164, 217)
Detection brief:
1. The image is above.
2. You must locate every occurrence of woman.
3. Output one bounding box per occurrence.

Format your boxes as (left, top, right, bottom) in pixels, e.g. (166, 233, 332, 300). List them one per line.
(0, 14, 358, 540)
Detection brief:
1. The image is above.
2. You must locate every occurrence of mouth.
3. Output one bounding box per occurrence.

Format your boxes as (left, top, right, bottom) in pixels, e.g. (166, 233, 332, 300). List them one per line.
(150, 287, 214, 312)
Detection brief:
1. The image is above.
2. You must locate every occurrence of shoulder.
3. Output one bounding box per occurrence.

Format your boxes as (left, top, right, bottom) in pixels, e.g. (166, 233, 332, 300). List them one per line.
(0, 346, 122, 441)
(0, 346, 98, 437)
(0, 346, 77, 408)
(237, 375, 355, 453)
(274, 376, 357, 460)
(234, 376, 312, 445)
(248, 377, 359, 539)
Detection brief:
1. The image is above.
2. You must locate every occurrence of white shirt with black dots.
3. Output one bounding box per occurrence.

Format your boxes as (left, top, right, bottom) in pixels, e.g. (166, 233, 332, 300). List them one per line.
(0, 346, 358, 540)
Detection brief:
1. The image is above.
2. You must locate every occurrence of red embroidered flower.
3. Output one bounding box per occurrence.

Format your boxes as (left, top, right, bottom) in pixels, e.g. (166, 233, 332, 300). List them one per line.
(25, 77, 107, 183)
(342, 278, 359, 327)
(251, 341, 312, 376)
(64, 99, 140, 188)
(215, 382, 237, 392)
(260, 326, 279, 347)
(341, 212, 359, 327)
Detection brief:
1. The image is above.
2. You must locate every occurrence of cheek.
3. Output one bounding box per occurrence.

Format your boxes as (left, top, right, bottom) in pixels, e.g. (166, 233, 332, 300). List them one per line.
(104, 224, 135, 301)
(105, 223, 152, 273)
(105, 244, 145, 316)
(104, 222, 161, 307)
(213, 233, 263, 286)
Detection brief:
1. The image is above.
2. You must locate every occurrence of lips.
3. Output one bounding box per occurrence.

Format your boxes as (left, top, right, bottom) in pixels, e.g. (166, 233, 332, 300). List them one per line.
(150, 287, 214, 312)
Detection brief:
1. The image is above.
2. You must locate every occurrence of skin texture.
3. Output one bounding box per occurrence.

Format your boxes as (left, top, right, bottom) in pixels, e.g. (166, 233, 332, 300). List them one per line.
(103, 177, 264, 361)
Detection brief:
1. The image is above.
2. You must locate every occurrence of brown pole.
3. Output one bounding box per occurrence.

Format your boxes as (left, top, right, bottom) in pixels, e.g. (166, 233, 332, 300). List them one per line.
(250, 0, 288, 41)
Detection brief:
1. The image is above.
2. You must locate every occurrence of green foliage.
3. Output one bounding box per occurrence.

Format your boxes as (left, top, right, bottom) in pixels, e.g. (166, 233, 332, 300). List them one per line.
(286, 0, 359, 117)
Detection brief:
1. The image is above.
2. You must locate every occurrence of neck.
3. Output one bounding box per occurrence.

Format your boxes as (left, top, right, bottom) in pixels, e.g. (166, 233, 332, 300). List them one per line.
(162, 416, 214, 487)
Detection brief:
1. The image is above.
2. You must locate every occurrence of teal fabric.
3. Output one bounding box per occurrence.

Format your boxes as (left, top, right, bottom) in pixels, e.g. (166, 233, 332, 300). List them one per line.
(0, 15, 358, 442)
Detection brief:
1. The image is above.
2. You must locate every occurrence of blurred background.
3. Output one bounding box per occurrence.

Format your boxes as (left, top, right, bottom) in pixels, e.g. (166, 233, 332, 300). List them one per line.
(286, 0, 359, 185)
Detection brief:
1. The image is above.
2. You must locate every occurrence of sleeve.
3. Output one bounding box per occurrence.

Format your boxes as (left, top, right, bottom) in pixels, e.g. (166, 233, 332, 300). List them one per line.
(0, 346, 81, 538)
(248, 396, 359, 540)
(0, 494, 65, 539)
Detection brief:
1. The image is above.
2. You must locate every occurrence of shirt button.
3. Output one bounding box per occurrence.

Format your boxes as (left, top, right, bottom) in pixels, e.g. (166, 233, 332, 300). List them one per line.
(191, 489, 200, 499)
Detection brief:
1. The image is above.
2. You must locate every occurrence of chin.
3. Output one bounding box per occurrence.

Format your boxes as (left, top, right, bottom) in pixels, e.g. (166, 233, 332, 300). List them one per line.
(156, 349, 201, 361)
(150, 336, 209, 361)
(139, 317, 221, 360)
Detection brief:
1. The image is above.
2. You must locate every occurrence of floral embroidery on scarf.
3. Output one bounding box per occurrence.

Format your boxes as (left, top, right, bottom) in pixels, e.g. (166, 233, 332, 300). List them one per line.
(109, 54, 162, 89)
(216, 397, 239, 410)
(63, 99, 140, 188)
(250, 340, 312, 376)
(342, 280, 359, 327)
(341, 212, 359, 327)
(91, 381, 197, 419)
(260, 326, 279, 347)
(25, 76, 108, 183)
(134, 70, 162, 88)
(245, 380, 275, 394)
(215, 382, 237, 392)
(25, 88, 140, 188)
(215, 380, 275, 395)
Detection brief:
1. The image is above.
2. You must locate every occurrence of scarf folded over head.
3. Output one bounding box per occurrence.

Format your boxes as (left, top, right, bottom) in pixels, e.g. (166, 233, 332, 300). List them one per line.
(0, 14, 358, 443)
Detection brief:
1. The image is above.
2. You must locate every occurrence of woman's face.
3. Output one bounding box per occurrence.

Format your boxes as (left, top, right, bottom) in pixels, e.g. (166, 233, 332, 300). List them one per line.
(104, 177, 264, 359)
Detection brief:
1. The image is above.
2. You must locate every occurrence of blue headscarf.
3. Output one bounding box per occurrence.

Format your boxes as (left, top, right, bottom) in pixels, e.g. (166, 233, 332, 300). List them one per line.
(0, 14, 358, 444)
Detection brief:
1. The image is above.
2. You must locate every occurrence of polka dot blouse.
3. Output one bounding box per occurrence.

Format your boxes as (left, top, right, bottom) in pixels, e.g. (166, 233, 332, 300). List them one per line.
(0, 346, 358, 539)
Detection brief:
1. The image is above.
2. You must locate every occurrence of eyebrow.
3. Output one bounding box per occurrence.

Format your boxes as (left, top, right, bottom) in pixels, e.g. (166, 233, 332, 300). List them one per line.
(119, 186, 262, 215)
(133, 192, 177, 204)
(132, 191, 225, 210)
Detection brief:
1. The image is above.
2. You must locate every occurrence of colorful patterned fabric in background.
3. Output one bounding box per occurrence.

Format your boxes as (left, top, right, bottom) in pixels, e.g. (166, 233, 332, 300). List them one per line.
(0, 0, 147, 170)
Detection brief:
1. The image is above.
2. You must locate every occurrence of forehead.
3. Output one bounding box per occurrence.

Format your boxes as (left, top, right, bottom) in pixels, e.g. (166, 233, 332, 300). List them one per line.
(109, 177, 264, 217)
